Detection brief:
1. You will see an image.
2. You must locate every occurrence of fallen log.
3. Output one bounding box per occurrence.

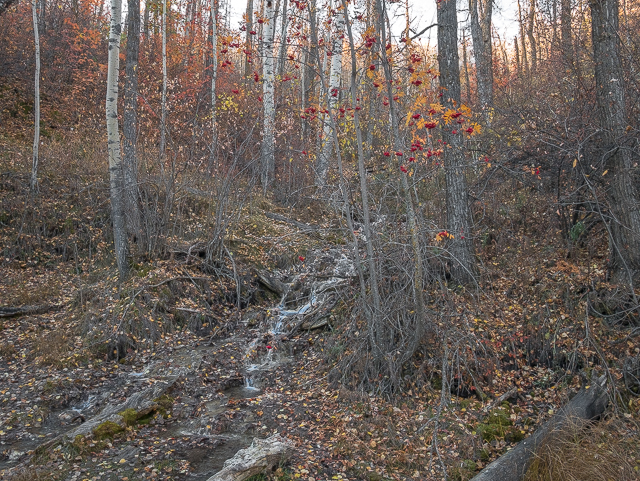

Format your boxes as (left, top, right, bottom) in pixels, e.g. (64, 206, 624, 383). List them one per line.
(206, 434, 294, 481)
(470, 375, 608, 481)
(0, 304, 61, 318)
(256, 269, 289, 296)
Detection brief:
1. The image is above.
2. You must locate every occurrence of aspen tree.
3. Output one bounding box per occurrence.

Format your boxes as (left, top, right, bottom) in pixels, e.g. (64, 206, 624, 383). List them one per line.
(316, 0, 344, 187)
(260, 0, 276, 190)
(106, 0, 129, 278)
(30, 0, 40, 192)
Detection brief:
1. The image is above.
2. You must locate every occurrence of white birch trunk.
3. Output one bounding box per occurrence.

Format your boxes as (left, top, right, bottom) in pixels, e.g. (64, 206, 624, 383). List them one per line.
(106, 0, 129, 278)
(210, 0, 218, 162)
(30, 0, 40, 192)
(316, 2, 343, 187)
(160, 0, 167, 160)
(260, 0, 276, 190)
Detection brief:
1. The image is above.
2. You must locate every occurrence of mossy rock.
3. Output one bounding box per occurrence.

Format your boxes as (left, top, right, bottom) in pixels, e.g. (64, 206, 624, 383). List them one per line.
(153, 394, 174, 417)
(92, 420, 124, 440)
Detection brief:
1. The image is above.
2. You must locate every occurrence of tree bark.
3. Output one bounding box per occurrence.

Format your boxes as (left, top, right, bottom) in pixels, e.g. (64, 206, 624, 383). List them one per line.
(527, 0, 537, 73)
(437, 0, 478, 285)
(301, 0, 317, 142)
(470, 377, 608, 481)
(316, 0, 344, 188)
(244, 0, 253, 78)
(342, 0, 383, 354)
(462, 28, 472, 104)
(210, 0, 218, 164)
(560, 0, 572, 64)
(123, 0, 143, 250)
(205, 435, 294, 481)
(276, 0, 287, 78)
(468, 0, 493, 114)
(590, 0, 640, 284)
(106, 0, 129, 279)
(260, 0, 276, 191)
(159, 0, 167, 161)
(517, 0, 529, 77)
(30, 0, 40, 192)
(514, 36, 521, 76)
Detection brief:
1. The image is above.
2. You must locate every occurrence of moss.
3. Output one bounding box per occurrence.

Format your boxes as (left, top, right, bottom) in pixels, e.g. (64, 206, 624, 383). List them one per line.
(476, 407, 513, 442)
(92, 420, 124, 440)
(118, 408, 139, 427)
(505, 429, 526, 443)
(153, 394, 174, 417)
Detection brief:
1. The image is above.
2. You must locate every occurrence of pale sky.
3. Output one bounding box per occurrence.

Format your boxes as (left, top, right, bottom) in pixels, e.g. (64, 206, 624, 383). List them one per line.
(224, 0, 519, 47)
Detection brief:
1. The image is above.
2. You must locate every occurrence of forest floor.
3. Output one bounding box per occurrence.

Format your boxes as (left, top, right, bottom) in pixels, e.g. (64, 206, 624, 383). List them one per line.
(1, 154, 640, 481)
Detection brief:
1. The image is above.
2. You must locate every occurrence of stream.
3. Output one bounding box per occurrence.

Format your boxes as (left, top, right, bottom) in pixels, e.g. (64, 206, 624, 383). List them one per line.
(0, 248, 354, 479)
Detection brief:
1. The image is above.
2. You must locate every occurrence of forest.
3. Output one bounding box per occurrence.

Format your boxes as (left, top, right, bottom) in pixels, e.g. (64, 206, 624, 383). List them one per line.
(0, 0, 639, 479)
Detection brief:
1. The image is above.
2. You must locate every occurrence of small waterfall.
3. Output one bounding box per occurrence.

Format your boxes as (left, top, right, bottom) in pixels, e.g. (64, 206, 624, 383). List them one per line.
(244, 375, 257, 390)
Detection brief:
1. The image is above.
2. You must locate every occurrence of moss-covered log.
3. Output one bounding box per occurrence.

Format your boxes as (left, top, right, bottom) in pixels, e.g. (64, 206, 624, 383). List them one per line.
(470, 375, 608, 481)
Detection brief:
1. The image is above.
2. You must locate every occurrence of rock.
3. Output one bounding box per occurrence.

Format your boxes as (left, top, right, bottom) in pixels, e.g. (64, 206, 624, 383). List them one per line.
(206, 434, 294, 481)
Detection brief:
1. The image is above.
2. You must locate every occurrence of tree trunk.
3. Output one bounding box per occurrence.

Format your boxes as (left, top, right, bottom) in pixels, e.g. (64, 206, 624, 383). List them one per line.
(30, 0, 40, 192)
(590, 0, 640, 284)
(517, 0, 529, 77)
(527, 0, 537, 73)
(210, 0, 218, 164)
(462, 28, 472, 104)
(437, 0, 478, 285)
(468, 0, 493, 114)
(342, 0, 383, 357)
(106, 0, 129, 279)
(123, 0, 143, 249)
(143, 0, 149, 38)
(159, 0, 167, 161)
(260, 0, 276, 191)
(301, 0, 317, 142)
(470, 377, 608, 481)
(244, 0, 253, 78)
(514, 36, 521, 76)
(560, 0, 572, 64)
(316, 0, 344, 188)
(276, 0, 287, 78)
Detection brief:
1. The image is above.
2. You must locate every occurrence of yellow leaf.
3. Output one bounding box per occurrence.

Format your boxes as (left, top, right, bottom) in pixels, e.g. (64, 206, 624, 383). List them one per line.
(602, 170, 608, 176)
(572, 158, 577, 168)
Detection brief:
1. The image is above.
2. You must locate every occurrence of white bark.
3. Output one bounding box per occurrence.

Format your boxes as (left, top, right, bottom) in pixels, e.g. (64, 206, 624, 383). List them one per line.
(206, 435, 294, 481)
(316, 2, 344, 187)
(106, 0, 129, 278)
(260, 0, 276, 190)
(160, 0, 167, 160)
(211, 0, 218, 162)
(30, 0, 40, 192)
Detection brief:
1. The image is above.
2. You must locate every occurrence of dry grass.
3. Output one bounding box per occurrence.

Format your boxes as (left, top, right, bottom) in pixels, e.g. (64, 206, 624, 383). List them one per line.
(524, 417, 640, 481)
(33, 329, 70, 366)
